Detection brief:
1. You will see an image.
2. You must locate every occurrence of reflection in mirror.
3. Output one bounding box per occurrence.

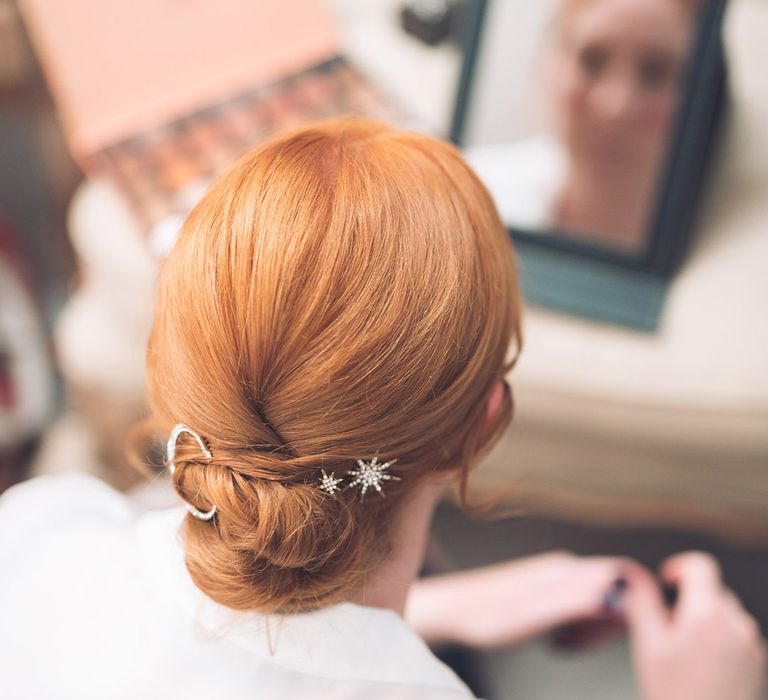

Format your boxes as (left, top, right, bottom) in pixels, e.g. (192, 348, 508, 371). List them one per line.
(462, 0, 701, 253)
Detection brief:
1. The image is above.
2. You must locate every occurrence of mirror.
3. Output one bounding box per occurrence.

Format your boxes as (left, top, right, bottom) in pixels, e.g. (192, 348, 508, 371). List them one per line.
(457, 0, 707, 256)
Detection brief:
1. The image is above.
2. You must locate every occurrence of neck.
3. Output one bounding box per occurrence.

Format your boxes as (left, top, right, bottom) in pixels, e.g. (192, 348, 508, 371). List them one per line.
(348, 479, 444, 616)
(556, 161, 658, 251)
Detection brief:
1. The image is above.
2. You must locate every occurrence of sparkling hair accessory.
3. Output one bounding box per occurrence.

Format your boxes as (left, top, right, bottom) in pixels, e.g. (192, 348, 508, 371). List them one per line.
(166, 423, 400, 521)
(346, 457, 400, 498)
(166, 423, 217, 521)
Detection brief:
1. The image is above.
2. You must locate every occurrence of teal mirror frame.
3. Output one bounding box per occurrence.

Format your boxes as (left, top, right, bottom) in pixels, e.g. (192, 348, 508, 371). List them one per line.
(450, 0, 729, 330)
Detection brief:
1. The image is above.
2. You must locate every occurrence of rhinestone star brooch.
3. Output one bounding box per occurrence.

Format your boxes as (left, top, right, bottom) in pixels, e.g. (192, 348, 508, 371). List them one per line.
(318, 469, 344, 495)
(347, 457, 400, 498)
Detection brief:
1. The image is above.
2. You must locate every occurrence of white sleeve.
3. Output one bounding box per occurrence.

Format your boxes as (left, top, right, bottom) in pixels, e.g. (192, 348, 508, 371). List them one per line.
(0, 472, 135, 570)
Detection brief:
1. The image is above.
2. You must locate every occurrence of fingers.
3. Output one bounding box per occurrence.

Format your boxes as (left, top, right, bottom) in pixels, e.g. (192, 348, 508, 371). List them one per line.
(722, 589, 765, 650)
(659, 551, 723, 622)
(659, 552, 764, 651)
(622, 560, 669, 645)
(626, 554, 767, 700)
(533, 552, 630, 621)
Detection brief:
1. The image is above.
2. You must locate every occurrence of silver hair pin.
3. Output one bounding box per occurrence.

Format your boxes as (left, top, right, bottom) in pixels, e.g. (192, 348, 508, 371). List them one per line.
(318, 470, 344, 495)
(166, 425, 402, 518)
(347, 457, 400, 498)
(166, 423, 217, 521)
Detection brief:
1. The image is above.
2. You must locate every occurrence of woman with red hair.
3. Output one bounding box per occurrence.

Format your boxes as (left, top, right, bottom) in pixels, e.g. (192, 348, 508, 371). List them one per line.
(0, 119, 764, 698)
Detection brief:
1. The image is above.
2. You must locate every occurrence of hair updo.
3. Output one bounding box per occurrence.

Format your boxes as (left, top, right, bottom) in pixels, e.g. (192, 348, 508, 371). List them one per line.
(144, 118, 521, 614)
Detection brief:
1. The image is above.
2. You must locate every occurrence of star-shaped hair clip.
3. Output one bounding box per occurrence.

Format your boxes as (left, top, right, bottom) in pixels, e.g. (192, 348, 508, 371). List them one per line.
(318, 469, 344, 495)
(347, 457, 400, 498)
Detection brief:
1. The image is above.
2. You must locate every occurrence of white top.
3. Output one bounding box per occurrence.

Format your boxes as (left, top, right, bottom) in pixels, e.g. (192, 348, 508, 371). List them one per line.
(0, 473, 476, 700)
(463, 134, 566, 231)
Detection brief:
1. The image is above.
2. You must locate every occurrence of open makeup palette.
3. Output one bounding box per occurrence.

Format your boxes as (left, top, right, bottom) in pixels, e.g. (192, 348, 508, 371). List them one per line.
(19, 0, 402, 251)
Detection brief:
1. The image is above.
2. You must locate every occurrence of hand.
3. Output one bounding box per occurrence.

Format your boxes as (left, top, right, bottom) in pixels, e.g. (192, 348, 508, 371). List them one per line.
(406, 551, 627, 649)
(624, 551, 767, 700)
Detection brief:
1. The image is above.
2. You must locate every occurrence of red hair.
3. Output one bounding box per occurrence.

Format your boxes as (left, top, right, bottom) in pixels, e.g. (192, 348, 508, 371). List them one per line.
(555, 0, 701, 24)
(143, 118, 522, 613)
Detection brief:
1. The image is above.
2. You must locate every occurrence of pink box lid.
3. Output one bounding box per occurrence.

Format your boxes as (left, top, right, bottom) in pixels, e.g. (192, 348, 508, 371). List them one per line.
(19, 0, 339, 156)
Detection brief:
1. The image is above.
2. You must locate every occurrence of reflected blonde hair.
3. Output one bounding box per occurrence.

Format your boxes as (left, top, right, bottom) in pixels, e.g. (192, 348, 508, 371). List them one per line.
(144, 118, 521, 613)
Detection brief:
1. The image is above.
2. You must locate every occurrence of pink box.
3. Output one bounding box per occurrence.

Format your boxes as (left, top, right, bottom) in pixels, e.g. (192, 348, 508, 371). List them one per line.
(19, 0, 339, 159)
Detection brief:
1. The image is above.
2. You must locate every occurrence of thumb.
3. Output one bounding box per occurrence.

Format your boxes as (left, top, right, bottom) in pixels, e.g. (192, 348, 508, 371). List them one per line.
(622, 561, 669, 647)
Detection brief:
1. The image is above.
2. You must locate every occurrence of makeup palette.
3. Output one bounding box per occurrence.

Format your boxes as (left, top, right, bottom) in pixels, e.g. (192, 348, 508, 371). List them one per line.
(19, 0, 404, 250)
(86, 56, 401, 248)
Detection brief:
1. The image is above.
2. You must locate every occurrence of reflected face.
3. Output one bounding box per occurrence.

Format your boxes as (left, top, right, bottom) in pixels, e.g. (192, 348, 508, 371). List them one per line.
(548, 0, 695, 173)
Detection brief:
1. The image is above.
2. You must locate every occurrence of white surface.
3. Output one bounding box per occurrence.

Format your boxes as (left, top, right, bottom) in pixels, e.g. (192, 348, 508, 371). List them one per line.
(328, 0, 462, 135)
(55, 179, 153, 396)
(465, 133, 564, 229)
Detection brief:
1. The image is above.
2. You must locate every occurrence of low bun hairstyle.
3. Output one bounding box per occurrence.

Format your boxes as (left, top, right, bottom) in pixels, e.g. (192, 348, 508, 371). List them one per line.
(145, 118, 522, 613)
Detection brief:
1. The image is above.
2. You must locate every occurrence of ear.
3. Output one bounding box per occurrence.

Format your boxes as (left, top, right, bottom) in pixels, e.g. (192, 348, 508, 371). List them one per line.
(427, 380, 509, 490)
(476, 380, 506, 449)
(457, 380, 507, 478)
(484, 380, 506, 432)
